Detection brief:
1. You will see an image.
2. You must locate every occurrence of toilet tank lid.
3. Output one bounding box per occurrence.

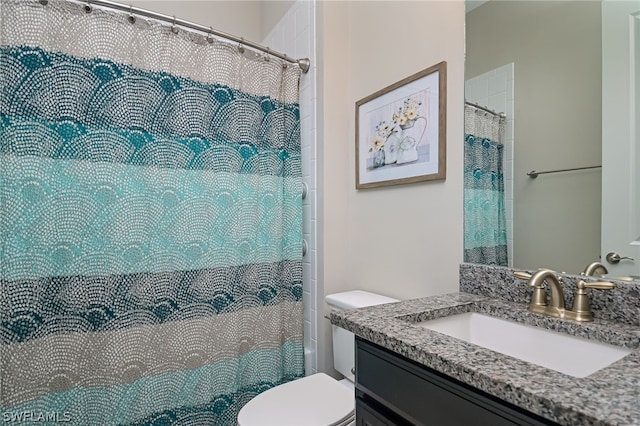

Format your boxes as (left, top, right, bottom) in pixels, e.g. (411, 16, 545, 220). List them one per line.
(326, 290, 398, 310)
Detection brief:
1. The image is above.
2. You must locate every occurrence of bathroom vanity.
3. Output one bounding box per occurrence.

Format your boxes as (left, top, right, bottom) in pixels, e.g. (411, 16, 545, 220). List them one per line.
(331, 265, 640, 426)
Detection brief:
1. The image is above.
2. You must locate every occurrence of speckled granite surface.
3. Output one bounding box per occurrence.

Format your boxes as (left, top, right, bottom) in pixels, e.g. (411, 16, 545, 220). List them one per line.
(330, 290, 640, 425)
(460, 263, 640, 326)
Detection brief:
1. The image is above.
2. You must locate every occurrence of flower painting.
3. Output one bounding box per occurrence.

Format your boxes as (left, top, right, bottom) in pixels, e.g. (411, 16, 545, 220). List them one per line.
(356, 62, 447, 189)
(366, 95, 426, 168)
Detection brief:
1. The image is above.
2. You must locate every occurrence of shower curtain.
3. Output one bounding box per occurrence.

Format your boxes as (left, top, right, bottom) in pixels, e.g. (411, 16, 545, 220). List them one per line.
(464, 104, 508, 266)
(0, 0, 304, 424)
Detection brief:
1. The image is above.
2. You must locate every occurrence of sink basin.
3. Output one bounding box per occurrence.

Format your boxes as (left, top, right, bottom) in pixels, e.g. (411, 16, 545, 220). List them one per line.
(416, 312, 631, 378)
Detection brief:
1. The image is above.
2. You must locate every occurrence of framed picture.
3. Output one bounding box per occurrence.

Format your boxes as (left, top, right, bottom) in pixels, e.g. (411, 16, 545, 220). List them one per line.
(355, 61, 447, 189)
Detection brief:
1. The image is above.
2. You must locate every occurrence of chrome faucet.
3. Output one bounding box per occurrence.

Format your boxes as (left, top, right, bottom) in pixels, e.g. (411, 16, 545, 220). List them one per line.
(581, 261, 608, 277)
(514, 269, 615, 322)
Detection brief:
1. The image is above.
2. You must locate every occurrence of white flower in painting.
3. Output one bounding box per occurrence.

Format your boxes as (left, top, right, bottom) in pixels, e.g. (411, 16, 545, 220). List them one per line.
(369, 96, 422, 154)
(369, 135, 385, 152)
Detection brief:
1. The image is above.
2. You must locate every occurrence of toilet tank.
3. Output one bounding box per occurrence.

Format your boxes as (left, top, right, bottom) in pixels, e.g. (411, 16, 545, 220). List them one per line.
(326, 290, 398, 382)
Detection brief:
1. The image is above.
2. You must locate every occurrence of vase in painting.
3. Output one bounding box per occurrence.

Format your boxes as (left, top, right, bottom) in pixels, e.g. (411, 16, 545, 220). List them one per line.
(372, 149, 385, 168)
(383, 133, 399, 165)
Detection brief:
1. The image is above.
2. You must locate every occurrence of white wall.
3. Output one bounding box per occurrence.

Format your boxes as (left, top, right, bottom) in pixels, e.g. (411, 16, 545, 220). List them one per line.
(128, 1, 262, 41)
(318, 0, 465, 375)
(261, 0, 296, 40)
(129, 0, 294, 43)
(343, 1, 465, 297)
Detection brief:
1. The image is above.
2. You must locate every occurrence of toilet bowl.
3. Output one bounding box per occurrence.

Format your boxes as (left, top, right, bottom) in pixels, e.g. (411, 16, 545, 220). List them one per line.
(237, 373, 355, 426)
(237, 290, 398, 426)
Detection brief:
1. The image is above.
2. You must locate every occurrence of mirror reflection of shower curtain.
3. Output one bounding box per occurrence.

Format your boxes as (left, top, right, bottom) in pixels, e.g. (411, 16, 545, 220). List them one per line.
(0, 0, 304, 424)
(464, 105, 508, 266)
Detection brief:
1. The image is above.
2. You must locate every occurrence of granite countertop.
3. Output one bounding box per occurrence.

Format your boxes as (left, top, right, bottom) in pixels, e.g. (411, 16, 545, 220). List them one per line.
(330, 292, 640, 426)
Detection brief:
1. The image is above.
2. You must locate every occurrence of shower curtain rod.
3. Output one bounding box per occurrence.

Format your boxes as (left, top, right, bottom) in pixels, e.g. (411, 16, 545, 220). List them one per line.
(465, 101, 506, 119)
(39, 0, 311, 73)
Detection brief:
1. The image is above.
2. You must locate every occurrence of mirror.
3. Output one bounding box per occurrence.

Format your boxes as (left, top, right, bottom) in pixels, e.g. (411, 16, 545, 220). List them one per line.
(464, 0, 614, 276)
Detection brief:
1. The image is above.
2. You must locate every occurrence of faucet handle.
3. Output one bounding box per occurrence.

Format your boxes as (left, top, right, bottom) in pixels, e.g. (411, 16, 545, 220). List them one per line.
(581, 281, 615, 290)
(513, 271, 532, 281)
(513, 269, 559, 282)
(570, 280, 616, 321)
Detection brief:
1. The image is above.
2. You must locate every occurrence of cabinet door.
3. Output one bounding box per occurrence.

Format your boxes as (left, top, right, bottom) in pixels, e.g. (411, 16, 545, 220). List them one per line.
(356, 338, 558, 426)
(356, 398, 399, 426)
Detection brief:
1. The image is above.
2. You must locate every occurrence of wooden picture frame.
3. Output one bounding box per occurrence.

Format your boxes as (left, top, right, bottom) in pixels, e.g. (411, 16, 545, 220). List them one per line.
(355, 61, 447, 189)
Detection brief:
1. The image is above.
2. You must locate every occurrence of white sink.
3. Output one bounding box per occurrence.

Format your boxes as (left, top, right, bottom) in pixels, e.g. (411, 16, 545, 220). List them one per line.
(417, 312, 631, 378)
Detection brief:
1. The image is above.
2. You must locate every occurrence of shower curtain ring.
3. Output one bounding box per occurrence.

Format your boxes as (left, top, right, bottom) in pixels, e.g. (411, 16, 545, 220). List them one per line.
(127, 5, 136, 23)
(282, 54, 289, 69)
(83, 0, 92, 13)
(238, 38, 245, 54)
(264, 47, 270, 62)
(171, 16, 179, 34)
(206, 27, 214, 43)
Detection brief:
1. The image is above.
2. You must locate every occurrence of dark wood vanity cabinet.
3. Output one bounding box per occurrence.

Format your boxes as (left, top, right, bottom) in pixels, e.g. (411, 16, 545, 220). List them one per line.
(355, 337, 560, 426)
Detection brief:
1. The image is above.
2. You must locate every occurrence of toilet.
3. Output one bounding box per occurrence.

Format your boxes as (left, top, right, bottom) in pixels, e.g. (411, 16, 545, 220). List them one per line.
(237, 290, 398, 426)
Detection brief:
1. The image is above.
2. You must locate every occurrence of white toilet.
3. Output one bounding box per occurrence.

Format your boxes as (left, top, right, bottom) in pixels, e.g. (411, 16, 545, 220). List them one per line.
(237, 290, 398, 426)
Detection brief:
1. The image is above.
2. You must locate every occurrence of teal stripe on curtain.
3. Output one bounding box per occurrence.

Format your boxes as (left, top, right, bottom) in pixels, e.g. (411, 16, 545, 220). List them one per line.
(0, 154, 302, 281)
(0, 1, 305, 424)
(464, 188, 507, 249)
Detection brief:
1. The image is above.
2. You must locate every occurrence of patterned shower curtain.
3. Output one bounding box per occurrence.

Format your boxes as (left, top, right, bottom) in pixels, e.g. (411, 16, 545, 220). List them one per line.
(0, 0, 304, 424)
(463, 104, 508, 266)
